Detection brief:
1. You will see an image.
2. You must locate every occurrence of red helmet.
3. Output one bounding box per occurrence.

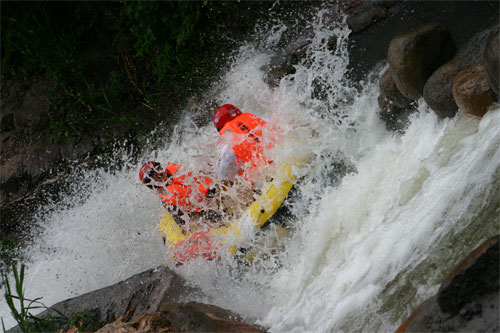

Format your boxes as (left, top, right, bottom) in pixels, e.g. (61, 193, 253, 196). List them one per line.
(139, 161, 161, 184)
(213, 104, 242, 132)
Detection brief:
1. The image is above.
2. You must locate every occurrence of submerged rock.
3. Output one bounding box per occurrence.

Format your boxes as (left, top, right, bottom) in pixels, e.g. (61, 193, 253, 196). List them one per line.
(396, 235, 499, 332)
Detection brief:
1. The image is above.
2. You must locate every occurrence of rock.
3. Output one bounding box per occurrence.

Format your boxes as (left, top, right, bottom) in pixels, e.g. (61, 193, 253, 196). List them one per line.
(423, 25, 499, 118)
(347, 1, 499, 84)
(161, 302, 265, 332)
(7, 265, 204, 332)
(264, 41, 310, 89)
(396, 235, 500, 332)
(377, 67, 417, 132)
(96, 313, 172, 333)
(347, 4, 388, 33)
(452, 63, 495, 118)
(8, 265, 266, 332)
(438, 235, 499, 315)
(377, 95, 416, 133)
(95, 316, 137, 333)
(378, 68, 414, 109)
(483, 33, 499, 96)
(387, 22, 456, 99)
(96, 302, 265, 333)
(338, 0, 364, 15)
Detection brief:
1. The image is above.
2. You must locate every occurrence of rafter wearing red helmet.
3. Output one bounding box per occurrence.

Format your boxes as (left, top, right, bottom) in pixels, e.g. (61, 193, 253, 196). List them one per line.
(139, 161, 220, 226)
(213, 104, 274, 185)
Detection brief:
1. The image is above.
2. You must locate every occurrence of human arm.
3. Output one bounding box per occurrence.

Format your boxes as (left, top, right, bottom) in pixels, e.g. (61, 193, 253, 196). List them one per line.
(218, 144, 240, 181)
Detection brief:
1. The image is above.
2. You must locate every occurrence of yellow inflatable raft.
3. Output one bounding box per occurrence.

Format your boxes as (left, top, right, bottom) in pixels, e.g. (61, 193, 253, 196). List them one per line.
(158, 158, 303, 265)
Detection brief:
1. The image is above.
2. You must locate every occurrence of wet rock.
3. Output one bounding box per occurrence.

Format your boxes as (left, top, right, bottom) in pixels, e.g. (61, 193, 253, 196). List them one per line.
(262, 7, 341, 90)
(96, 302, 265, 333)
(483, 33, 499, 97)
(96, 317, 137, 333)
(452, 63, 495, 118)
(347, 1, 499, 84)
(264, 41, 310, 89)
(0, 75, 95, 211)
(377, 67, 417, 132)
(0, 136, 95, 206)
(8, 265, 204, 332)
(338, 0, 364, 15)
(96, 313, 172, 333)
(378, 68, 414, 109)
(377, 96, 416, 133)
(396, 235, 500, 332)
(161, 302, 265, 332)
(387, 22, 456, 99)
(423, 25, 499, 118)
(438, 235, 499, 315)
(347, 3, 388, 34)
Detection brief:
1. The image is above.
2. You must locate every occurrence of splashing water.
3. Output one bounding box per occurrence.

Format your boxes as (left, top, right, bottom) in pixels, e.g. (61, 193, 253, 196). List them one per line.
(2, 7, 499, 332)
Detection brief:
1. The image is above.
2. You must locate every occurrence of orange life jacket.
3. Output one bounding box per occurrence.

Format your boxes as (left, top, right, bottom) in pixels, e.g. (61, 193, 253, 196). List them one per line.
(156, 163, 213, 213)
(219, 113, 272, 178)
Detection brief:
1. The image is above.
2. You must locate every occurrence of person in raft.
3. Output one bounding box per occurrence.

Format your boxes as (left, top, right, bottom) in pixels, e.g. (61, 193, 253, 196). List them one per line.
(212, 104, 278, 213)
(139, 161, 221, 226)
(213, 104, 275, 186)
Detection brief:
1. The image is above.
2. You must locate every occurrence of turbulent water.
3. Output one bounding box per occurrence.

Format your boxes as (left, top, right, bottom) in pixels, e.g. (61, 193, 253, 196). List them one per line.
(2, 7, 499, 332)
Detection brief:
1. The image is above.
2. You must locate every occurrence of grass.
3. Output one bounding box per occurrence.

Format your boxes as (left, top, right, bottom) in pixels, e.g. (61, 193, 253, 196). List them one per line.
(1, 263, 62, 332)
(1, 263, 100, 332)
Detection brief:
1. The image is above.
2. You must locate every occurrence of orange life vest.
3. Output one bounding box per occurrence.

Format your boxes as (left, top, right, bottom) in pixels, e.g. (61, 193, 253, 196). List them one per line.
(156, 163, 213, 213)
(219, 113, 272, 178)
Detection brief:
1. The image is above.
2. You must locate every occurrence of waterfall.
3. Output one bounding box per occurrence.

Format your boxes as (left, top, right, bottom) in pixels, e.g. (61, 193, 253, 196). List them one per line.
(1, 6, 498, 332)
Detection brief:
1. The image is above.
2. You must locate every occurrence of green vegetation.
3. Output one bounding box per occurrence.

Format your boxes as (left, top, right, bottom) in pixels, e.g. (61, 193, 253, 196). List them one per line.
(1, 263, 99, 332)
(1, 1, 274, 143)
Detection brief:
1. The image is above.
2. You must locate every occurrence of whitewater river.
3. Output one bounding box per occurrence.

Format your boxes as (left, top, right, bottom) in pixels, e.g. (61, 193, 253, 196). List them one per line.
(1, 7, 499, 332)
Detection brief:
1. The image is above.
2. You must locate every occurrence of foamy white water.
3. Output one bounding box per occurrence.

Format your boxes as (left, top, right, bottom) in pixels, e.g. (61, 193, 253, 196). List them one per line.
(2, 6, 499, 332)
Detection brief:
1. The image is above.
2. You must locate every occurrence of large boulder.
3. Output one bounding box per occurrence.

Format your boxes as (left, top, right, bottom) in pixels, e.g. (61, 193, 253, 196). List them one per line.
(396, 235, 499, 332)
(423, 25, 499, 118)
(8, 265, 204, 332)
(387, 22, 456, 99)
(483, 33, 499, 97)
(8, 265, 266, 332)
(452, 63, 495, 118)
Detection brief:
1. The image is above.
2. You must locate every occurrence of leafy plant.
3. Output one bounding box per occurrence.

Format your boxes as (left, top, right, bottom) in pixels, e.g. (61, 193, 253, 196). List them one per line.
(1, 263, 66, 332)
(1, 263, 101, 332)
